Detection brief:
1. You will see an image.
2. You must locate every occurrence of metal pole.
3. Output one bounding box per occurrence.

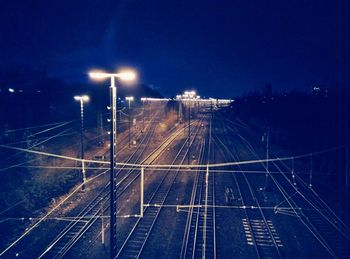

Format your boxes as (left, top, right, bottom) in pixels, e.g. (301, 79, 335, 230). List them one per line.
(346, 145, 349, 190)
(140, 167, 144, 218)
(80, 99, 86, 191)
(292, 156, 296, 186)
(264, 128, 269, 190)
(202, 164, 209, 259)
(179, 100, 182, 123)
(128, 100, 131, 147)
(346, 93, 349, 190)
(142, 100, 145, 131)
(210, 101, 213, 159)
(101, 198, 105, 245)
(183, 101, 186, 135)
(188, 101, 191, 165)
(110, 77, 118, 259)
(309, 153, 313, 188)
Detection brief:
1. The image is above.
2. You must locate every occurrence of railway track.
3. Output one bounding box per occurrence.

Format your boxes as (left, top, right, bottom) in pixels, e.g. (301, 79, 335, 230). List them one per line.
(214, 119, 282, 258)
(269, 157, 350, 258)
(37, 114, 195, 259)
(224, 117, 350, 258)
(222, 116, 350, 258)
(37, 113, 160, 258)
(116, 118, 205, 258)
(180, 119, 217, 259)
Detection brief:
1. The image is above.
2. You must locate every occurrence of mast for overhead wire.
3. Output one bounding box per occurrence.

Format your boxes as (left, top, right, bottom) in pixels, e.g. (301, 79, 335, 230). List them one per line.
(264, 128, 269, 190)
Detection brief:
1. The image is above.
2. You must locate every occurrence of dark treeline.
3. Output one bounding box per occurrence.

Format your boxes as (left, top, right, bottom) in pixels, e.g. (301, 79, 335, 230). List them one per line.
(0, 67, 162, 132)
(232, 87, 350, 152)
(229, 86, 350, 188)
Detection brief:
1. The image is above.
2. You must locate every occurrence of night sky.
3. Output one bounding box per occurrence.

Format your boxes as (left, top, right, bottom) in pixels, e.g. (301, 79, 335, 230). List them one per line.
(1, 0, 349, 97)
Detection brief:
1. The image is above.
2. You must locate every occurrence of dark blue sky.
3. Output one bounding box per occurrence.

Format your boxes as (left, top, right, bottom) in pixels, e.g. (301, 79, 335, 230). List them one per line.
(1, 0, 349, 97)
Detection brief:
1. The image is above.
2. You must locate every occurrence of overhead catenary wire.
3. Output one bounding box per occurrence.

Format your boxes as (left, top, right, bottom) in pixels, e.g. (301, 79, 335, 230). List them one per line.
(0, 127, 77, 172)
(2, 110, 347, 257)
(214, 116, 340, 256)
(0, 143, 345, 169)
(16, 165, 333, 175)
(0, 169, 109, 257)
(0, 204, 305, 224)
(0, 122, 79, 171)
(4, 120, 75, 134)
(223, 117, 348, 255)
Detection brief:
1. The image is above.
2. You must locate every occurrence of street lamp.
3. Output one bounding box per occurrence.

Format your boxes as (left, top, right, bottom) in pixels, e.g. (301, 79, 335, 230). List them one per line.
(182, 90, 197, 165)
(74, 95, 89, 191)
(125, 96, 134, 147)
(89, 69, 137, 259)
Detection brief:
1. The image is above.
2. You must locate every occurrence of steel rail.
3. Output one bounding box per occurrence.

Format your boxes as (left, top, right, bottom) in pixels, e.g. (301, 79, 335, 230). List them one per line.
(214, 120, 282, 258)
(116, 118, 205, 258)
(45, 115, 197, 258)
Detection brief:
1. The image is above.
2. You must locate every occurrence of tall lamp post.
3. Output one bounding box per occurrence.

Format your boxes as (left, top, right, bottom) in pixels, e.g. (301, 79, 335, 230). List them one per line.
(183, 91, 196, 165)
(176, 95, 182, 123)
(89, 69, 137, 259)
(74, 95, 89, 191)
(141, 97, 146, 130)
(125, 96, 134, 147)
(188, 99, 191, 165)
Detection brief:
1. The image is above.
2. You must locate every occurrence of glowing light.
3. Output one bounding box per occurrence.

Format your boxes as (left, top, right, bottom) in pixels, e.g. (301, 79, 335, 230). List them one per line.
(181, 90, 198, 101)
(89, 69, 137, 82)
(89, 70, 110, 80)
(74, 95, 90, 102)
(118, 69, 137, 82)
(8, 88, 15, 93)
(125, 96, 134, 101)
(140, 97, 171, 102)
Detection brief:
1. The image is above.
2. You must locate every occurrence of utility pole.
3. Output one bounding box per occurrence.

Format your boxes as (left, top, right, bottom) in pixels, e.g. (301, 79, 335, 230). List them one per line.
(74, 95, 89, 191)
(98, 112, 104, 146)
(346, 92, 349, 190)
(291, 156, 296, 186)
(188, 101, 191, 165)
(210, 100, 216, 164)
(142, 99, 145, 131)
(179, 100, 182, 123)
(309, 153, 313, 188)
(126, 97, 134, 147)
(129, 102, 131, 147)
(264, 128, 269, 190)
(346, 130, 349, 190)
(140, 167, 144, 218)
(346, 143, 349, 190)
(202, 164, 209, 259)
(101, 198, 105, 245)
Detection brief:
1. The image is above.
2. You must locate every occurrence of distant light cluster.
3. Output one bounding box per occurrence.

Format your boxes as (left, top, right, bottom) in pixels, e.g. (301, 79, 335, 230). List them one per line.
(176, 91, 234, 105)
(140, 97, 171, 102)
